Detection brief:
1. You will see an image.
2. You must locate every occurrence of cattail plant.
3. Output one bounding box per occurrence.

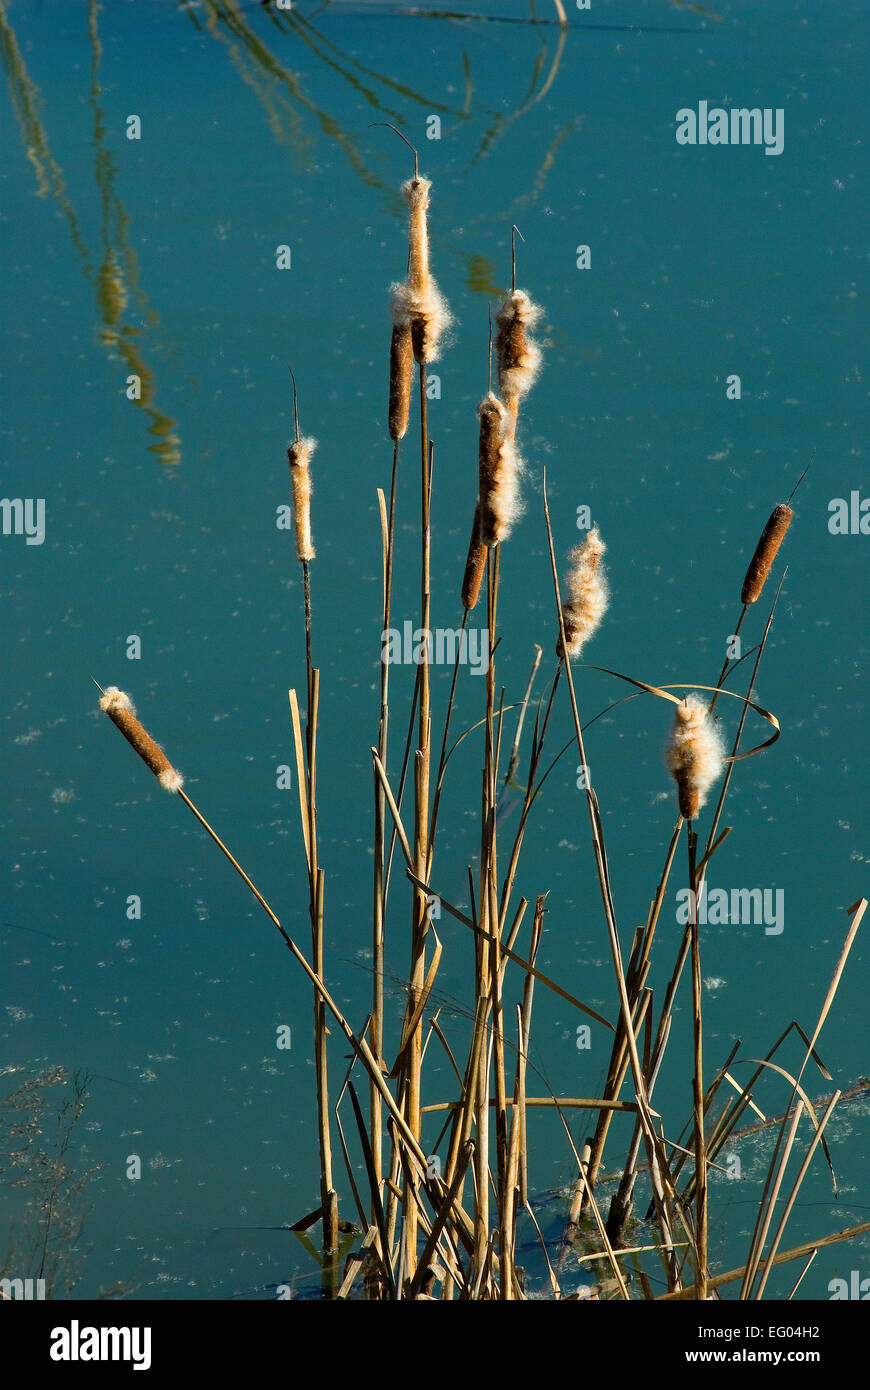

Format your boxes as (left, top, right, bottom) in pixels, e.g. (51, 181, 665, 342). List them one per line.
(98, 686, 183, 792)
(556, 526, 609, 660)
(741, 502, 792, 605)
(89, 125, 870, 1302)
(460, 239, 542, 611)
(461, 506, 487, 611)
(496, 292, 542, 437)
(285, 375, 336, 1280)
(378, 130, 454, 1279)
(665, 694, 726, 820)
(287, 435, 316, 564)
(477, 392, 522, 547)
(390, 177, 451, 367)
(388, 322, 413, 442)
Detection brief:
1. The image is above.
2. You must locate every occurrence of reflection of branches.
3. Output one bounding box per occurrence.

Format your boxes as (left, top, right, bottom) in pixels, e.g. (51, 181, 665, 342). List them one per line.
(0, 0, 181, 466)
(510, 116, 581, 211)
(88, 0, 182, 466)
(471, 23, 566, 168)
(192, 2, 578, 230)
(0, 3, 92, 274)
(204, 2, 315, 164)
(202, 0, 390, 190)
(283, 7, 452, 117)
(1, 1068, 100, 1299)
(278, 11, 407, 124)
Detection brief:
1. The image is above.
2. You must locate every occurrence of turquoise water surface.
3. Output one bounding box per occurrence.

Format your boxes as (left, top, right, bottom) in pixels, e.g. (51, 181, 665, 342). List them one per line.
(1, 0, 868, 1299)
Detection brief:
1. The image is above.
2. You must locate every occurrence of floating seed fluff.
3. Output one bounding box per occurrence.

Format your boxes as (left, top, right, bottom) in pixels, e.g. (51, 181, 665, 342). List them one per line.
(665, 694, 726, 820)
(99, 686, 183, 792)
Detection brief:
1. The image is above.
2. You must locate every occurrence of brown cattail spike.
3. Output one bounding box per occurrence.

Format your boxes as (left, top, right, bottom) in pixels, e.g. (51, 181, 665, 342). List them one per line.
(665, 694, 725, 821)
(404, 177, 430, 297)
(461, 505, 488, 611)
(476, 392, 521, 547)
(557, 527, 609, 660)
(99, 686, 183, 792)
(287, 437, 316, 563)
(741, 503, 792, 605)
(388, 322, 413, 441)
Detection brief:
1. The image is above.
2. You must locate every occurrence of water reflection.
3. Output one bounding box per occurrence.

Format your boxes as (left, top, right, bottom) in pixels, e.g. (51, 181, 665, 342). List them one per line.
(0, 0, 182, 466)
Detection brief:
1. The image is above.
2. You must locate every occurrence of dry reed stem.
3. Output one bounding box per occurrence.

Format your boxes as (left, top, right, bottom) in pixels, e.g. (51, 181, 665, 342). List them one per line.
(658, 1219, 870, 1301)
(371, 446, 401, 1201)
(754, 1091, 841, 1300)
(398, 365, 433, 1278)
(741, 899, 866, 1297)
(426, 609, 470, 870)
(616, 587, 785, 1236)
(503, 902, 543, 1273)
(406, 870, 614, 1028)
(741, 503, 792, 604)
(287, 436, 316, 562)
(635, 592, 783, 1226)
(687, 830, 708, 1299)
(542, 476, 684, 1279)
(98, 687, 183, 792)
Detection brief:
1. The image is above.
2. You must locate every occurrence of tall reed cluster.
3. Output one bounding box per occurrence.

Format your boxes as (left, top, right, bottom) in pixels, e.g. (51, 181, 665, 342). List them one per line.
(95, 144, 866, 1304)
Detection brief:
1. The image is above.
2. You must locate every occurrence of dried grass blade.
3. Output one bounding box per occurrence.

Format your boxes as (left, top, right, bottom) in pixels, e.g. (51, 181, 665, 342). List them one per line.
(288, 688, 311, 869)
(754, 1090, 842, 1300)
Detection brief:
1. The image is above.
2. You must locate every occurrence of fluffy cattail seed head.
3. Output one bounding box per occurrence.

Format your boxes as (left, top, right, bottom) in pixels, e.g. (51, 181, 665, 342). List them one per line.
(496, 289, 542, 423)
(476, 393, 522, 547)
(741, 503, 792, 605)
(391, 279, 451, 366)
(402, 177, 431, 296)
(388, 322, 413, 441)
(99, 686, 183, 792)
(390, 176, 451, 364)
(557, 527, 609, 659)
(665, 694, 725, 820)
(461, 504, 488, 611)
(287, 436, 316, 562)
